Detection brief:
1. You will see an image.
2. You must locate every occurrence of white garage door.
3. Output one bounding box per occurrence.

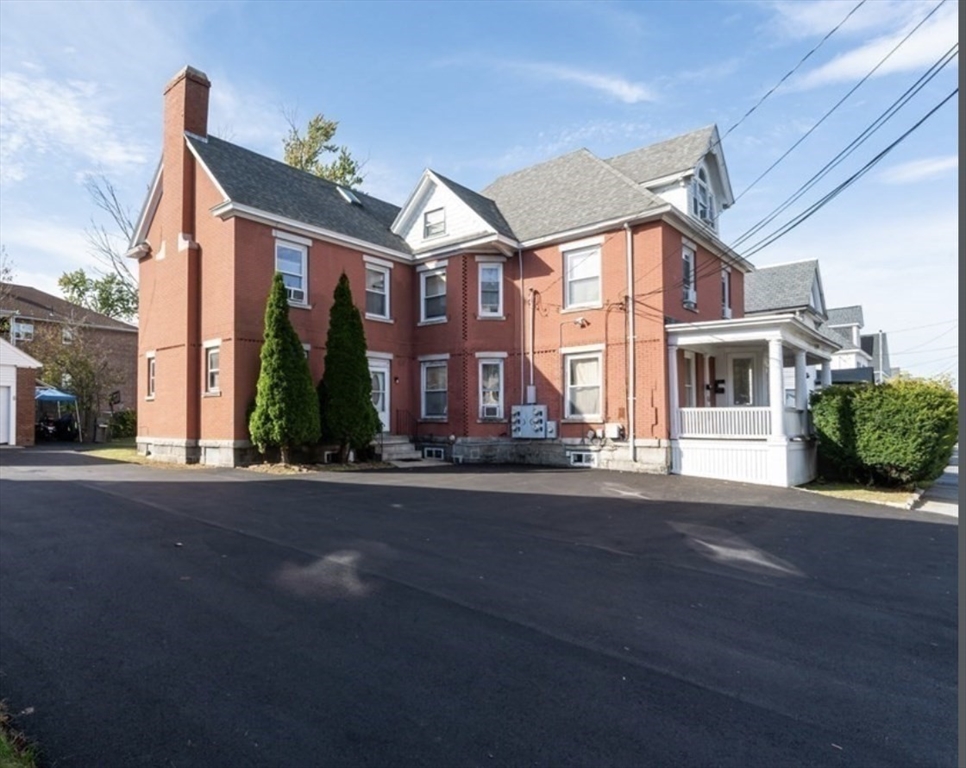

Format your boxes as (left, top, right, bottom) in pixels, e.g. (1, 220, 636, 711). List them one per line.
(0, 385, 10, 445)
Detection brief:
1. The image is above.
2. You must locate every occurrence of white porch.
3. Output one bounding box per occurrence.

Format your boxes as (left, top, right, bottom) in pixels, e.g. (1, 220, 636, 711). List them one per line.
(666, 314, 840, 487)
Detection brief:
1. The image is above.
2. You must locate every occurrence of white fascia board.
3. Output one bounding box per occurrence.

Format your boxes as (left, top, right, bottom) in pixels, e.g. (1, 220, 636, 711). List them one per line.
(210, 201, 412, 262)
(426, 170, 499, 239)
(667, 314, 841, 352)
(129, 160, 163, 253)
(708, 125, 735, 207)
(391, 170, 434, 234)
(185, 135, 231, 201)
(412, 232, 518, 260)
(520, 208, 669, 250)
(363, 254, 395, 270)
(0, 338, 42, 368)
(640, 170, 691, 189)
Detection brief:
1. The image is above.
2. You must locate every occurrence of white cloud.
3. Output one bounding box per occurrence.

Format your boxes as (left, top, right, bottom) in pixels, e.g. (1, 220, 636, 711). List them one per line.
(763, 0, 930, 40)
(0, 71, 149, 184)
(878, 155, 957, 184)
(208, 75, 289, 158)
(517, 61, 656, 103)
(790, 3, 958, 90)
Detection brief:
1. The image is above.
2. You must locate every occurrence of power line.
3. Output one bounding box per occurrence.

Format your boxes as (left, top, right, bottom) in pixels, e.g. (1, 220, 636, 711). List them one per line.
(717, 0, 868, 146)
(887, 318, 958, 333)
(727, 0, 949, 211)
(740, 88, 957, 259)
(891, 344, 959, 357)
(890, 324, 958, 354)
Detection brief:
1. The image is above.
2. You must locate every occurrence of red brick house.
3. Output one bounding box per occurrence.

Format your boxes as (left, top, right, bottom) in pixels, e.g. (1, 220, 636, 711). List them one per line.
(130, 66, 840, 485)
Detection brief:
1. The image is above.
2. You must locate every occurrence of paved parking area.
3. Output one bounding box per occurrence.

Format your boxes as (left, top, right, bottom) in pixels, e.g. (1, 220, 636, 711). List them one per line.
(0, 448, 958, 767)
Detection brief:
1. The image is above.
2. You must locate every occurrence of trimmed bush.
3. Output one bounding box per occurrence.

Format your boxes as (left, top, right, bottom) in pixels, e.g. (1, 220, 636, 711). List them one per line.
(109, 409, 137, 439)
(812, 378, 958, 487)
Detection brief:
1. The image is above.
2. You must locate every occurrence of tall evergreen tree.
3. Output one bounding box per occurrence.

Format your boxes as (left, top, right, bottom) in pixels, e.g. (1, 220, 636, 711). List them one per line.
(249, 273, 320, 464)
(320, 272, 380, 462)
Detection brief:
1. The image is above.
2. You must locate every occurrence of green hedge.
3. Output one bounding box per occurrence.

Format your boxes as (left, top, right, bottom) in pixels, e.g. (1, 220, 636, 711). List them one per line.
(811, 378, 958, 487)
(109, 409, 137, 439)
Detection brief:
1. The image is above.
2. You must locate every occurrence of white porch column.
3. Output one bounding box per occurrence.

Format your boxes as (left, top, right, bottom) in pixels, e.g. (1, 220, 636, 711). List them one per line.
(703, 354, 711, 406)
(667, 344, 680, 439)
(794, 350, 808, 411)
(820, 361, 832, 388)
(768, 338, 785, 439)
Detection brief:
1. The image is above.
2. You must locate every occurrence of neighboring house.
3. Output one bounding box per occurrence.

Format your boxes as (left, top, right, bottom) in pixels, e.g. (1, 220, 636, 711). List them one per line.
(0, 337, 42, 446)
(823, 305, 891, 385)
(0, 284, 139, 410)
(860, 330, 891, 384)
(130, 65, 840, 487)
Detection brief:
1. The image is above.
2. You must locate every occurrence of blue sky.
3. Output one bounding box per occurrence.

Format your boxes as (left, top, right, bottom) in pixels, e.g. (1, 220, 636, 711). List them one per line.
(0, 0, 958, 384)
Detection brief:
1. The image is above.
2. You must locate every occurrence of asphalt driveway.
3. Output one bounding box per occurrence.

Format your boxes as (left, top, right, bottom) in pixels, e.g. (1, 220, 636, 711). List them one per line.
(0, 448, 957, 767)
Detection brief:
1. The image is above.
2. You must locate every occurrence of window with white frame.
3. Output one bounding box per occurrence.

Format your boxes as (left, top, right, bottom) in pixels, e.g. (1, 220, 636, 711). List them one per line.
(146, 354, 156, 399)
(721, 267, 731, 318)
(683, 351, 696, 407)
(421, 360, 448, 418)
(365, 265, 390, 319)
(12, 320, 33, 342)
(682, 245, 696, 307)
(420, 269, 446, 322)
(478, 359, 504, 419)
(564, 245, 601, 308)
(62, 327, 74, 345)
(423, 208, 445, 239)
(478, 263, 503, 317)
(692, 166, 716, 229)
(205, 346, 220, 394)
(275, 239, 307, 304)
(565, 352, 601, 419)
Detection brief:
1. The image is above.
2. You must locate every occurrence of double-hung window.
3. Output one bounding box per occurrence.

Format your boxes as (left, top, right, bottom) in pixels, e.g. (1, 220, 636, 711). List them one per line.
(421, 269, 446, 322)
(12, 321, 33, 342)
(423, 208, 445, 239)
(565, 352, 602, 420)
(478, 262, 503, 317)
(692, 167, 716, 230)
(365, 265, 390, 319)
(275, 238, 308, 305)
(682, 245, 696, 308)
(478, 358, 504, 419)
(721, 267, 731, 318)
(564, 245, 601, 308)
(204, 342, 220, 394)
(146, 353, 156, 399)
(421, 360, 448, 419)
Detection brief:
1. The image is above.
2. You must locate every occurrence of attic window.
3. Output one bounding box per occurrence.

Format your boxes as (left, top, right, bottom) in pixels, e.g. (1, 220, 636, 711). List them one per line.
(692, 166, 716, 230)
(337, 186, 361, 205)
(424, 208, 446, 239)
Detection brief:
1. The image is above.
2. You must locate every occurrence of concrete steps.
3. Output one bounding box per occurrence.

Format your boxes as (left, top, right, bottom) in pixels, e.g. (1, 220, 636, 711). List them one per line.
(374, 435, 422, 462)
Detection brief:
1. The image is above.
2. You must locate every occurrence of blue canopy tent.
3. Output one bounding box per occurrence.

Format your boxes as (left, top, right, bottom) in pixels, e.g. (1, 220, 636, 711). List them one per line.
(35, 385, 82, 441)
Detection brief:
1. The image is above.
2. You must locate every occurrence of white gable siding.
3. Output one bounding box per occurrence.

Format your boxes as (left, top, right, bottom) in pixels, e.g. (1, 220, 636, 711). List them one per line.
(398, 180, 494, 253)
(646, 179, 689, 217)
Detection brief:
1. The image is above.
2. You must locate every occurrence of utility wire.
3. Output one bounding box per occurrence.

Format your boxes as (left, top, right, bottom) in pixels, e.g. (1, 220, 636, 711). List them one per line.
(732, 43, 958, 248)
(727, 0, 948, 211)
(891, 344, 959, 356)
(890, 324, 958, 354)
(740, 88, 957, 259)
(717, 0, 868, 146)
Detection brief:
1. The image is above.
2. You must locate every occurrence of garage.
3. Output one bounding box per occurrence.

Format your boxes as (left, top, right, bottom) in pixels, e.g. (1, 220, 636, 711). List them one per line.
(0, 337, 43, 446)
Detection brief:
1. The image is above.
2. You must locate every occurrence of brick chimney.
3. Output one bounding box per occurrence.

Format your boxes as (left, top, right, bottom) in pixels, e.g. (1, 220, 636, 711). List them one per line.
(162, 66, 210, 242)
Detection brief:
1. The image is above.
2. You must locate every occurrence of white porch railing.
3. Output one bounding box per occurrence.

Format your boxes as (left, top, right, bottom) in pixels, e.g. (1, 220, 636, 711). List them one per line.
(678, 407, 770, 438)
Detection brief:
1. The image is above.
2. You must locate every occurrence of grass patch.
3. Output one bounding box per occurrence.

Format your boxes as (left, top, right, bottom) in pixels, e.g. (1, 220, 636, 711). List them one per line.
(0, 703, 37, 768)
(800, 480, 918, 508)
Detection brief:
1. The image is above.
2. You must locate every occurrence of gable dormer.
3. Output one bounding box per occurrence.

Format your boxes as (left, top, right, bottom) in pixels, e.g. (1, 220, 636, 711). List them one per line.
(607, 125, 735, 234)
(391, 170, 515, 256)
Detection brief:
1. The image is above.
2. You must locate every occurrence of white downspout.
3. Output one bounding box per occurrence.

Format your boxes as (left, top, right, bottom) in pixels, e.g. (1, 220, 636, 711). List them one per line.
(528, 287, 537, 402)
(624, 223, 636, 463)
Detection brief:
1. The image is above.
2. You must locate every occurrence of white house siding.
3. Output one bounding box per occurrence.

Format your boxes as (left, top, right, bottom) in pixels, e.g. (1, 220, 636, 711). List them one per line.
(0, 365, 14, 444)
(399, 179, 494, 253)
(647, 180, 689, 218)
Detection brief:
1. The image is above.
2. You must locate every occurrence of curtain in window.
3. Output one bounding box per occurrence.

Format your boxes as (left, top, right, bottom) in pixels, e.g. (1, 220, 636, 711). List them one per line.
(366, 268, 387, 316)
(568, 357, 600, 416)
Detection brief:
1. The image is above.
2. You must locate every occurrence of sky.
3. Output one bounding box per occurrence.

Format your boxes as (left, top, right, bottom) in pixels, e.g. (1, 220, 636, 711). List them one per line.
(0, 0, 959, 386)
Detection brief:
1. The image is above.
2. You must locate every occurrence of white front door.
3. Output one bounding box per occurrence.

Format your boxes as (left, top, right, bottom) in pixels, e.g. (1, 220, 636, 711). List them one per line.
(369, 360, 390, 433)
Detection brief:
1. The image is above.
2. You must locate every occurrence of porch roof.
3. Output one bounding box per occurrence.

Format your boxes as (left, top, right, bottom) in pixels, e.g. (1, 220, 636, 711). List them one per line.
(666, 313, 842, 363)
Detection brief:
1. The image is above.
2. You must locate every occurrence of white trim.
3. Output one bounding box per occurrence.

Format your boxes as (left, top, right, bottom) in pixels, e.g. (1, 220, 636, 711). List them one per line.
(474, 351, 508, 358)
(474, 254, 507, 263)
(418, 353, 450, 361)
(478, 357, 505, 420)
(520, 208, 670, 249)
(204, 345, 221, 394)
(364, 262, 391, 320)
(144, 350, 156, 358)
(420, 358, 448, 420)
(413, 233, 518, 260)
(272, 229, 312, 247)
(128, 161, 163, 252)
(363, 254, 395, 269)
(681, 236, 698, 251)
(210, 201, 411, 261)
(416, 260, 444, 273)
(367, 351, 394, 361)
(202, 338, 221, 349)
(557, 234, 604, 252)
(563, 350, 603, 421)
(559, 343, 604, 355)
(186, 137, 233, 202)
(562, 243, 601, 310)
(420, 268, 447, 323)
(275, 238, 308, 305)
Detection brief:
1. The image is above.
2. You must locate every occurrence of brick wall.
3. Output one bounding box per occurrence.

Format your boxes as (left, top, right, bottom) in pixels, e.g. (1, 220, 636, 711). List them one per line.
(15, 366, 35, 446)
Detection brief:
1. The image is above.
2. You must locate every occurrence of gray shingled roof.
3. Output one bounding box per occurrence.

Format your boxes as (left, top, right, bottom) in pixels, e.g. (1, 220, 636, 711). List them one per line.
(861, 333, 890, 373)
(744, 260, 820, 314)
(606, 126, 715, 184)
(0, 284, 137, 332)
(431, 171, 515, 240)
(481, 149, 665, 242)
(827, 305, 864, 327)
(187, 135, 411, 254)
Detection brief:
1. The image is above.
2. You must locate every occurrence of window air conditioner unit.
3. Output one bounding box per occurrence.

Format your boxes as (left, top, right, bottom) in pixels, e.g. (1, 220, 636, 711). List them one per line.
(684, 288, 697, 308)
(287, 287, 305, 304)
(482, 405, 501, 419)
